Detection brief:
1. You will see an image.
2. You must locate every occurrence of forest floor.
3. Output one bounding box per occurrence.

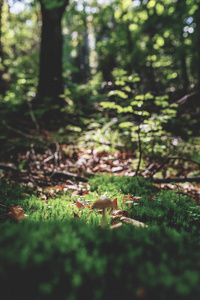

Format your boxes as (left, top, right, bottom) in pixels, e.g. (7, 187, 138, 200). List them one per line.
(0, 127, 200, 204)
(1, 126, 200, 299)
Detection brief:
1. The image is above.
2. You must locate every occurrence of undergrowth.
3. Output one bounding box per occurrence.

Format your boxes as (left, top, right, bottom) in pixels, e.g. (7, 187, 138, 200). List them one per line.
(0, 175, 200, 299)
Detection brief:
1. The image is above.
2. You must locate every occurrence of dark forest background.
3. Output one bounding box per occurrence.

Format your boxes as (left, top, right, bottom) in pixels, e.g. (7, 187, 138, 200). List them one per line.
(0, 0, 200, 181)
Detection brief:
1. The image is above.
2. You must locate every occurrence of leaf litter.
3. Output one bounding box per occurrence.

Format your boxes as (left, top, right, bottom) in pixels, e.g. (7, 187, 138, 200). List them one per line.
(0, 143, 200, 226)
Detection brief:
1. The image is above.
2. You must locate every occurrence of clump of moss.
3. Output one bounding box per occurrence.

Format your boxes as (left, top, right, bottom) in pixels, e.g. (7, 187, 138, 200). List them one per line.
(0, 220, 200, 300)
(89, 174, 159, 196)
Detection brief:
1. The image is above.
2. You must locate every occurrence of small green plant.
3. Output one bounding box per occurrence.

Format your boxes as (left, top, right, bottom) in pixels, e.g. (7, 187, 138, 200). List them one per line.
(99, 69, 178, 162)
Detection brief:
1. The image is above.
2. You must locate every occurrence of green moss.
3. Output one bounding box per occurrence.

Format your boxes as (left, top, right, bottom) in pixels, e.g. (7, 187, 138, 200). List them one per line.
(1, 176, 200, 299)
(1, 220, 200, 299)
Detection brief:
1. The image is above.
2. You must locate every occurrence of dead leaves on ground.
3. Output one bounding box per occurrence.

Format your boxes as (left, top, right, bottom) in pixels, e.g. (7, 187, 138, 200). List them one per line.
(0, 205, 28, 222)
(8, 205, 27, 221)
(0, 143, 200, 203)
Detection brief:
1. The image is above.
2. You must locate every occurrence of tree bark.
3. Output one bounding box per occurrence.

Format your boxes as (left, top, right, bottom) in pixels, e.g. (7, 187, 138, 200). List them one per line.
(196, 3, 200, 94)
(0, 0, 7, 96)
(37, 1, 69, 103)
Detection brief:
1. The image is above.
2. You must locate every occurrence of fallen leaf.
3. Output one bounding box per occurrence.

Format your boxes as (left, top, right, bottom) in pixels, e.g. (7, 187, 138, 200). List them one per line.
(148, 194, 157, 201)
(8, 206, 26, 221)
(73, 212, 80, 218)
(112, 210, 128, 217)
(76, 201, 85, 209)
(136, 287, 147, 298)
(82, 190, 89, 196)
(112, 198, 118, 209)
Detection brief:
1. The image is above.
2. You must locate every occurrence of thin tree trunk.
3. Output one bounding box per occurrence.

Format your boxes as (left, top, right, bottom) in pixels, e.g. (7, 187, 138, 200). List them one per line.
(0, 0, 3, 60)
(135, 123, 142, 176)
(180, 52, 189, 92)
(38, 1, 69, 103)
(0, 0, 8, 96)
(196, 4, 200, 94)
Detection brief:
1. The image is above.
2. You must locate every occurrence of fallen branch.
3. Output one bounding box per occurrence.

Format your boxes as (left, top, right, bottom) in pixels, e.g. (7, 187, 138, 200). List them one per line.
(152, 177, 200, 183)
(150, 156, 200, 178)
(81, 139, 123, 148)
(50, 171, 89, 183)
(27, 101, 40, 131)
(2, 122, 46, 145)
(175, 91, 196, 105)
(0, 162, 89, 183)
(135, 123, 142, 176)
(0, 163, 18, 171)
(120, 217, 148, 227)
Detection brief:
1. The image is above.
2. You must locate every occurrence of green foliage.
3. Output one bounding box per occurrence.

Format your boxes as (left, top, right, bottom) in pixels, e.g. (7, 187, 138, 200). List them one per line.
(1, 0, 199, 147)
(0, 3, 39, 106)
(1, 175, 200, 299)
(41, 0, 66, 10)
(99, 69, 178, 157)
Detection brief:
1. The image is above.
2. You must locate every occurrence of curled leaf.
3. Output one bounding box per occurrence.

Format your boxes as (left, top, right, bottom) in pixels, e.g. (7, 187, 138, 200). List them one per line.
(112, 198, 118, 209)
(76, 201, 85, 209)
(112, 210, 128, 217)
(8, 206, 26, 222)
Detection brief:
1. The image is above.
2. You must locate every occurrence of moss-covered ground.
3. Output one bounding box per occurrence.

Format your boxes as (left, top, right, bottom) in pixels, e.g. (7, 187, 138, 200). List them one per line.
(0, 175, 200, 300)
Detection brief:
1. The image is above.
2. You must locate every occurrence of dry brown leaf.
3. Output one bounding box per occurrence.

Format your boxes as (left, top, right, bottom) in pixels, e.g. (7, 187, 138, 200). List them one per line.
(112, 210, 128, 217)
(8, 206, 26, 222)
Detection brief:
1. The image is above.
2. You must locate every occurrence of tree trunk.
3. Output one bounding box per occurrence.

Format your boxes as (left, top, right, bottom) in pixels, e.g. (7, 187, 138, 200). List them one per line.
(0, 0, 3, 60)
(196, 3, 200, 94)
(38, 1, 68, 103)
(0, 0, 8, 96)
(180, 53, 189, 92)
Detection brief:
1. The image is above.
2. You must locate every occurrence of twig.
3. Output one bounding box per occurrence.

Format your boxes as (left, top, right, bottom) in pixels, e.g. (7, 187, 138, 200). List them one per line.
(27, 101, 40, 131)
(135, 123, 142, 176)
(150, 156, 200, 178)
(50, 171, 89, 182)
(42, 154, 55, 165)
(2, 122, 46, 145)
(0, 163, 18, 171)
(0, 213, 9, 218)
(0, 203, 9, 208)
(153, 177, 200, 183)
(30, 144, 40, 170)
(54, 142, 60, 170)
(80, 139, 123, 148)
(175, 92, 196, 105)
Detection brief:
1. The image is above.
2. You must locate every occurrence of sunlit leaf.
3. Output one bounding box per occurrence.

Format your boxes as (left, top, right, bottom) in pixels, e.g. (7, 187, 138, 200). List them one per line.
(8, 206, 26, 222)
(112, 198, 118, 209)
